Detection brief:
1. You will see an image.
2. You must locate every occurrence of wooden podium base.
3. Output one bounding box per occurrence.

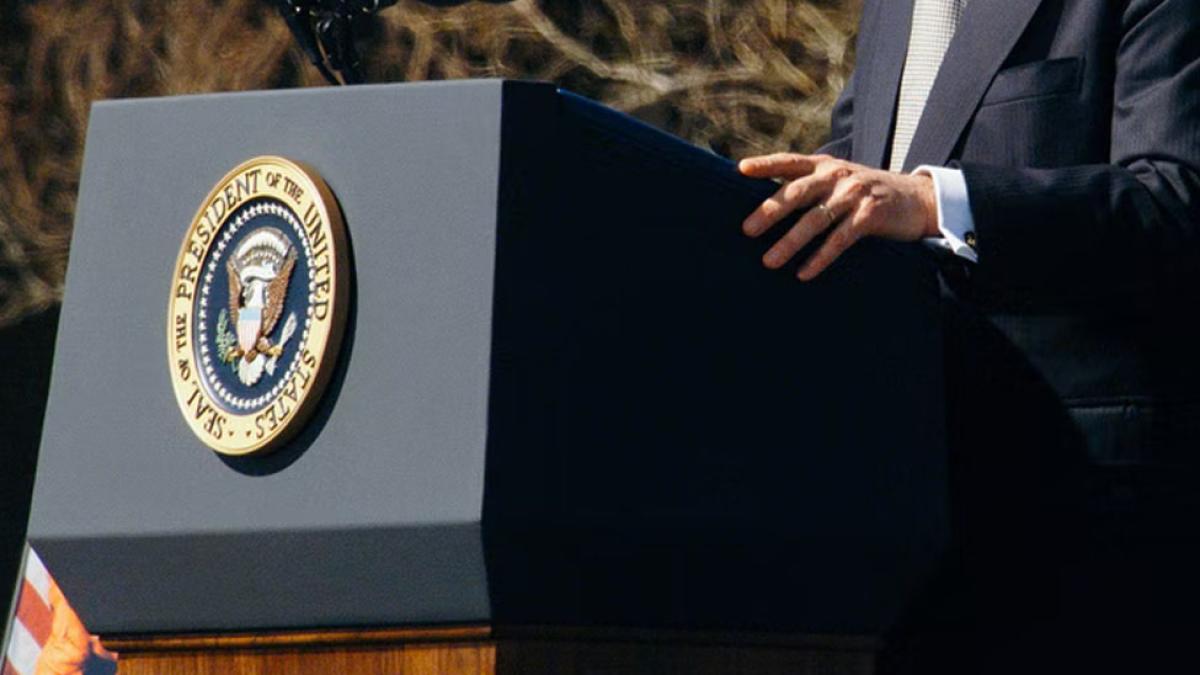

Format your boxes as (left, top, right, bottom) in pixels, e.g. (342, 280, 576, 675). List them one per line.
(104, 625, 879, 674)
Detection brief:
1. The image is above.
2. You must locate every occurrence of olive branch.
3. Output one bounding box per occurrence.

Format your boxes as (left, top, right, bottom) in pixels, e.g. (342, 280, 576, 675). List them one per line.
(215, 308, 238, 369)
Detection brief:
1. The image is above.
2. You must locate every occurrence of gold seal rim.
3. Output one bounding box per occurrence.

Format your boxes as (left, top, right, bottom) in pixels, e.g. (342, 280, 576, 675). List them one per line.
(166, 156, 349, 456)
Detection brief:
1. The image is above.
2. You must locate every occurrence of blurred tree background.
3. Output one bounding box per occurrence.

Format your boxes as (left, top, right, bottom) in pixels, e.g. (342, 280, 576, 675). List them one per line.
(0, 0, 859, 327)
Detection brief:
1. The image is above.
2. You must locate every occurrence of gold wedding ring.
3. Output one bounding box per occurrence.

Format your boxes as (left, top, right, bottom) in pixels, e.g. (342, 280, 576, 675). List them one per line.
(816, 203, 837, 227)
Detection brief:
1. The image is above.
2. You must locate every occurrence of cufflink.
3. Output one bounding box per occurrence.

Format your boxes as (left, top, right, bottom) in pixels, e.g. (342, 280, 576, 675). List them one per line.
(964, 230, 977, 248)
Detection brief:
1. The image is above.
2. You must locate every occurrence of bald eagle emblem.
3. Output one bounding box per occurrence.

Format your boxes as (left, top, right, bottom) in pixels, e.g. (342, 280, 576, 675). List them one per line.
(217, 227, 299, 387)
(169, 156, 348, 456)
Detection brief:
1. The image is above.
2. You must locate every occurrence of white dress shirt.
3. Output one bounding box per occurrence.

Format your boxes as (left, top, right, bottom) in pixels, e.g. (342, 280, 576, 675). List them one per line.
(915, 165, 978, 263)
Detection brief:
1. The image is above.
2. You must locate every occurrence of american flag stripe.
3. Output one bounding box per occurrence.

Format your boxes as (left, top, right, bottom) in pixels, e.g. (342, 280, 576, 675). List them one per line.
(3, 548, 116, 674)
(19, 553, 49, 608)
(3, 620, 40, 675)
(13, 582, 51, 648)
(3, 549, 51, 675)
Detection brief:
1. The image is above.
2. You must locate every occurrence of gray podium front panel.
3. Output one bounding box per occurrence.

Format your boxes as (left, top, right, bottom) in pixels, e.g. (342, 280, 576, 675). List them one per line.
(29, 80, 948, 637)
(29, 82, 505, 632)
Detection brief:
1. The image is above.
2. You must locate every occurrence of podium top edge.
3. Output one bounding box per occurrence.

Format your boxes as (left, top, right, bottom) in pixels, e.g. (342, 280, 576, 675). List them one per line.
(90, 78, 552, 111)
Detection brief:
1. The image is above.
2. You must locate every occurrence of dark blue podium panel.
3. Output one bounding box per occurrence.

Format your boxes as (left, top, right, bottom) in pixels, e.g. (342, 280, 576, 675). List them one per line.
(28, 80, 945, 637)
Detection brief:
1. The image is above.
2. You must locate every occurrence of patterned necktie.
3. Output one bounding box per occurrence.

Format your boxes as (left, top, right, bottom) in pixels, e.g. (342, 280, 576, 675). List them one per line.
(889, 0, 967, 172)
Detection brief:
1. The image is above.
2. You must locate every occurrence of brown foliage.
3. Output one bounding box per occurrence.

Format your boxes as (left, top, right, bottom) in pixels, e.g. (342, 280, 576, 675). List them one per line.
(0, 0, 859, 326)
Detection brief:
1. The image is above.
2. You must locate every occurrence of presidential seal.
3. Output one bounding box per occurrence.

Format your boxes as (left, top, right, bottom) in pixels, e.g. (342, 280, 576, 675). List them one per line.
(168, 157, 349, 456)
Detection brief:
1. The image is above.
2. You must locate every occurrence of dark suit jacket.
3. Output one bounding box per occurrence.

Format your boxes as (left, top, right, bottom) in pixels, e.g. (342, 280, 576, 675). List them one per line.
(823, 0, 1200, 523)
(814, 5, 1200, 664)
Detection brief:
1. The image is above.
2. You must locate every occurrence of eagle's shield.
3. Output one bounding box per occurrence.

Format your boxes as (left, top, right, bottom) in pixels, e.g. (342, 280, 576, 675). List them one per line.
(237, 306, 262, 353)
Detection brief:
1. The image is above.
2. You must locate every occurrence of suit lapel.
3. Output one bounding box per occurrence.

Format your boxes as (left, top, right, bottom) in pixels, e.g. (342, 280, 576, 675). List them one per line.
(855, 0, 913, 168)
(900, 0, 1044, 170)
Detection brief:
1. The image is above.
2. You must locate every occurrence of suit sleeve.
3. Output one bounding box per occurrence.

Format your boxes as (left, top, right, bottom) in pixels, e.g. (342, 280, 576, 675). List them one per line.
(959, 0, 1200, 306)
(815, 71, 855, 160)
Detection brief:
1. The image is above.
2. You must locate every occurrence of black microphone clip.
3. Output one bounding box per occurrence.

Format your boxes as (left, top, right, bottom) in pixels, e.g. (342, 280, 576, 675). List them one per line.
(274, 1, 397, 85)
(273, 0, 512, 86)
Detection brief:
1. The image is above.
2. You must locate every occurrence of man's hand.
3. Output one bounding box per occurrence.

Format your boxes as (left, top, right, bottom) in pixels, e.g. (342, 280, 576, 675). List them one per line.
(738, 153, 940, 280)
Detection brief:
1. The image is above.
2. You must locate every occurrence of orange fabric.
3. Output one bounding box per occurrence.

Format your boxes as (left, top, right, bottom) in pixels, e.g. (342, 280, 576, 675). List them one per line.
(33, 580, 116, 675)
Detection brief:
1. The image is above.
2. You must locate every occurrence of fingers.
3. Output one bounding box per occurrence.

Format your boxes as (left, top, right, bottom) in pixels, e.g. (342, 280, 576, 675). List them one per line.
(742, 170, 839, 237)
(759, 174, 858, 269)
(796, 181, 873, 280)
(742, 157, 884, 278)
(738, 153, 827, 179)
(761, 207, 832, 269)
(761, 174, 868, 272)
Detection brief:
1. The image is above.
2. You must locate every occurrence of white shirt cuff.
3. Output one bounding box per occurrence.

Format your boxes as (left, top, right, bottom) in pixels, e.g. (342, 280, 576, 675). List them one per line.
(914, 165, 978, 263)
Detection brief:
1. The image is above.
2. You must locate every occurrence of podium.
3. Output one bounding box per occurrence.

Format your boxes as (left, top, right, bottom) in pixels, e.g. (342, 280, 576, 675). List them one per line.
(26, 80, 946, 673)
